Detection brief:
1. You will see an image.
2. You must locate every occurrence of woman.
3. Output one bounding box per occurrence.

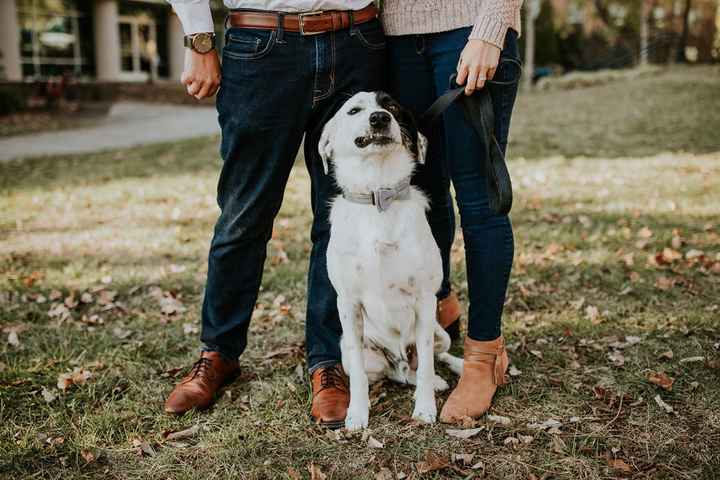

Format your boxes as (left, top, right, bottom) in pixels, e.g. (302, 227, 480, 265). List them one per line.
(381, 0, 523, 423)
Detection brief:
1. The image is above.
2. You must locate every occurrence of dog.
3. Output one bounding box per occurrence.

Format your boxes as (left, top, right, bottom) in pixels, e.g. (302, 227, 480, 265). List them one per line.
(319, 92, 464, 430)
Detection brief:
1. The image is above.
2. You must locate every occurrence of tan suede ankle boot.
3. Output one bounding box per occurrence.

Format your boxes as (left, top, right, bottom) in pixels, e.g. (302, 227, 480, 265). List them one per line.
(439, 336, 509, 423)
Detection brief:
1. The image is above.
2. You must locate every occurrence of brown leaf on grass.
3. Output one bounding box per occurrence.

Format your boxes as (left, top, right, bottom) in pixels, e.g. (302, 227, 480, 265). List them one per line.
(607, 350, 625, 367)
(57, 368, 93, 391)
(655, 276, 675, 291)
(81, 450, 95, 463)
(308, 463, 327, 480)
(41, 387, 57, 403)
(445, 427, 484, 439)
(585, 305, 601, 324)
(654, 394, 674, 414)
(163, 424, 200, 441)
(608, 458, 632, 473)
(660, 248, 683, 264)
(287, 468, 301, 480)
(416, 451, 450, 474)
(7, 331, 20, 348)
(374, 468, 393, 480)
(367, 436, 384, 449)
(487, 414, 512, 426)
(131, 438, 156, 457)
(22, 271, 44, 287)
(648, 372, 674, 391)
(263, 342, 304, 360)
(658, 350, 674, 360)
(637, 227, 653, 239)
(451, 453, 475, 466)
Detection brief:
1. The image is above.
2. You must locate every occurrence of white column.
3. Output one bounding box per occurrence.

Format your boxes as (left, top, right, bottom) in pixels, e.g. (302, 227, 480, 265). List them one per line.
(167, 11, 185, 82)
(93, 0, 121, 81)
(0, 0, 23, 81)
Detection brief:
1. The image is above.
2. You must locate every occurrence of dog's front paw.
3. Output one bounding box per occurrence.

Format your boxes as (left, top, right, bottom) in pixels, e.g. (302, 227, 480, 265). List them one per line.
(345, 409, 369, 431)
(433, 375, 449, 392)
(412, 402, 437, 424)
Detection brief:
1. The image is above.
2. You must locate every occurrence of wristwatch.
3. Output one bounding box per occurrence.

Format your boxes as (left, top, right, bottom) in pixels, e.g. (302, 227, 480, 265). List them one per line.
(184, 32, 216, 54)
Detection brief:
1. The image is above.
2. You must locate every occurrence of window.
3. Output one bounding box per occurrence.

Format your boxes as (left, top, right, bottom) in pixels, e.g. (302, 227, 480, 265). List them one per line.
(17, 0, 94, 79)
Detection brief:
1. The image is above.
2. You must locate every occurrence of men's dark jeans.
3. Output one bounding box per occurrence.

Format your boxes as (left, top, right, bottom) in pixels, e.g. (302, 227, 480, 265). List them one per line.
(387, 28, 520, 341)
(202, 17, 386, 370)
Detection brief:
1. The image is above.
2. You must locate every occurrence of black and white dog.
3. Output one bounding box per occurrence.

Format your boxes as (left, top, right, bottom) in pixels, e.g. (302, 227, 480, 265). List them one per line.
(319, 92, 463, 430)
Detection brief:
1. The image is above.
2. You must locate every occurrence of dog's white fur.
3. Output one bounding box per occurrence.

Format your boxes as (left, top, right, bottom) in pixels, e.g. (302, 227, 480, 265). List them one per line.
(320, 92, 463, 430)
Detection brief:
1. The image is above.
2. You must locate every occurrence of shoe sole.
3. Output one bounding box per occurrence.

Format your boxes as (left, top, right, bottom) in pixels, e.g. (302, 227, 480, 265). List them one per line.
(309, 414, 345, 430)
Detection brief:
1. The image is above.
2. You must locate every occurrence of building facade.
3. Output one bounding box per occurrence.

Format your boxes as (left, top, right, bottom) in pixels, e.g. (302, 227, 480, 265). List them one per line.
(0, 0, 224, 82)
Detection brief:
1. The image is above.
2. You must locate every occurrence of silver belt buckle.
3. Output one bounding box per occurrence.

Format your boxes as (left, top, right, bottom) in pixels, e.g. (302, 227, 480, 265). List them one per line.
(298, 10, 324, 36)
(373, 188, 395, 213)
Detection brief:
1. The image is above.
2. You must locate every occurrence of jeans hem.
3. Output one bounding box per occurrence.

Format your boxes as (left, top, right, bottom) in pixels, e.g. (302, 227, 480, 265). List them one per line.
(308, 359, 341, 374)
(201, 344, 239, 363)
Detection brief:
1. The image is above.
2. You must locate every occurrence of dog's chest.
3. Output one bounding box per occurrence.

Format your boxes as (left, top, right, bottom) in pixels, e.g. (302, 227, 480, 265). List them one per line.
(327, 195, 440, 298)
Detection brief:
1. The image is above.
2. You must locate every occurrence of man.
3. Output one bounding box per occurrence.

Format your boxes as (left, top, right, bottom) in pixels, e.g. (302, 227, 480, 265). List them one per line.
(164, 0, 462, 428)
(164, 0, 386, 428)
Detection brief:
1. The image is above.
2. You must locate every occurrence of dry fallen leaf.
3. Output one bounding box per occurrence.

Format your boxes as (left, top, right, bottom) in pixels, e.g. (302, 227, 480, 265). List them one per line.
(585, 305, 601, 324)
(41, 387, 57, 403)
(451, 453, 475, 465)
(658, 350, 674, 360)
(163, 425, 200, 441)
(607, 350, 625, 367)
(637, 227, 653, 239)
(7, 331, 20, 348)
(287, 467, 301, 480)
(608, 458, 632, 473)
(508, 365, 522, 377)
(487, 414, 512, 426)
(679, 356, 705, 364)
(57, 368, 93, 391)
(445, 427, 484, 439)
(308, 463, 327, 480)
(374, 468, 393, 480)
(367, 436, 384, 449)
(81, 450, 95, 463)
(416, 451, 449, 474)
(132, 438, 156, 457)
(654, 394, 674, 414)
(648, 372, 674, 391)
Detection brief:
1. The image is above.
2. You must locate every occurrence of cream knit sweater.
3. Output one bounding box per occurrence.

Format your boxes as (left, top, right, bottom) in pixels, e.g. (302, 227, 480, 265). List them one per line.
(381, 0, 523, 49)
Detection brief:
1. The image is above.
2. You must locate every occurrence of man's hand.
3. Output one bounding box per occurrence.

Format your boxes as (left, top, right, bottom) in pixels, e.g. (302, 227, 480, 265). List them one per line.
(181, 49, 221, 100)
(456, 39, 501, 95)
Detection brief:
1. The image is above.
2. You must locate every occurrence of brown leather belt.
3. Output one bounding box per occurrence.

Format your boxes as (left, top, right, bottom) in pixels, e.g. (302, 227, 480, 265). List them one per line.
(227, 4, 378, 35)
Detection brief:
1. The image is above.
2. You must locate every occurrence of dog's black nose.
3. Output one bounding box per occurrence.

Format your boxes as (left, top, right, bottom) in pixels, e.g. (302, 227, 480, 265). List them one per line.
(369, 111, 391, 129)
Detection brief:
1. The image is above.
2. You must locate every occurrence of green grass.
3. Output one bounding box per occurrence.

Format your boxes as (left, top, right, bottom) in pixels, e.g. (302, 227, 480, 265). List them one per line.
(1, 67, 719, 479)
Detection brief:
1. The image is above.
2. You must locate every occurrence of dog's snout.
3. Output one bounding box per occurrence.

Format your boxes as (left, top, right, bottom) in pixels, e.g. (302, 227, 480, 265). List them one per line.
(369, 111, 391, 129)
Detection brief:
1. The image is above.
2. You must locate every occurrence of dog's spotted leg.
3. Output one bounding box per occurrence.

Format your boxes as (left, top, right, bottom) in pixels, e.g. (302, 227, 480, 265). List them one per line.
(338, 297, 369, 431)
(412, 294, 438, 424)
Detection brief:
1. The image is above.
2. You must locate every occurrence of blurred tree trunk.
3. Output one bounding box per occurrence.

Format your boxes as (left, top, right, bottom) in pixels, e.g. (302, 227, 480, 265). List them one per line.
(640, 0, 652, 65)
(675, 0, 692, 62)
(523, 0, 541, 91)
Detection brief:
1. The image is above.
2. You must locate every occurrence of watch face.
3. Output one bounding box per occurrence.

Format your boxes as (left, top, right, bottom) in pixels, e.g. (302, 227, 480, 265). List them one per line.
(193, 33, 213, 53)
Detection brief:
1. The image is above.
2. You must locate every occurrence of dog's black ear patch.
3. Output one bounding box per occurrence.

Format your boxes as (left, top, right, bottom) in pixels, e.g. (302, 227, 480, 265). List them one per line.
(375, 91, 423, 162)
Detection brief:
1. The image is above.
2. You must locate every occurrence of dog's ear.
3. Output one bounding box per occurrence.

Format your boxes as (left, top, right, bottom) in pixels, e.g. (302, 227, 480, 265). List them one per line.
(318, 122, 334, 175)
(416, 132, 428, 165)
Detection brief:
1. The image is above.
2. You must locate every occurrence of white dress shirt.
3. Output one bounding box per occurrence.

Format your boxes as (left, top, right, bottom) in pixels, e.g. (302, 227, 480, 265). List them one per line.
(169, 0, 374, 35)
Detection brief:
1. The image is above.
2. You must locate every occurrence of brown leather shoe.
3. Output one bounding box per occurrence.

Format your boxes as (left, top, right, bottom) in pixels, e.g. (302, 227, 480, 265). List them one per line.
(310, 364, 349, 430)
(439, 336, 509, 423)
(437, 291, 462, 341)
(164, 351, 240, 415)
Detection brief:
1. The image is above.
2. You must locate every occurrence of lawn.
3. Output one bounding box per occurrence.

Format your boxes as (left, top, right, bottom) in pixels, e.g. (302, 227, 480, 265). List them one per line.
(1, 66, 719, 479)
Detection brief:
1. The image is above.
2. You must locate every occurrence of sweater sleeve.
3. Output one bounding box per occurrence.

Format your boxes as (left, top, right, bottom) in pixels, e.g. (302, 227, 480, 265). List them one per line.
(469, 0, 522, 48)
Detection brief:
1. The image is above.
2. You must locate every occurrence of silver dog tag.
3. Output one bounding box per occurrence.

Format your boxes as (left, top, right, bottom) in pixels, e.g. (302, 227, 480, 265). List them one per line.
(374, 188, 395, 213)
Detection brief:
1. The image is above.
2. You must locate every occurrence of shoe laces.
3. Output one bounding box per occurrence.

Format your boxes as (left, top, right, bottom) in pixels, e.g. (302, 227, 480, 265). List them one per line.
(318, 366, 346, 392)
(186, 357, 216, 384)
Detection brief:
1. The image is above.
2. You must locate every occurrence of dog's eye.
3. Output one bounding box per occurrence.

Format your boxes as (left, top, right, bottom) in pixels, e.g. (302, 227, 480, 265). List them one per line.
(387, 104, 399, 114)
(348, 107, 362, 115)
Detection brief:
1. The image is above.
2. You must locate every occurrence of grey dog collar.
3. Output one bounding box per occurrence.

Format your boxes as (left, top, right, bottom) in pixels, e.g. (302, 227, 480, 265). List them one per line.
(342, 177, 412, 213)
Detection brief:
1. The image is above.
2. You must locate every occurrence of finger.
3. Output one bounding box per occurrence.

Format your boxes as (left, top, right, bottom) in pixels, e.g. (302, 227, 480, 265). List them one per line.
(196, 81, 212, 100)
(456, 62, 469, 86)
(186, 80, 201, 97)
(465, 66, 480, 95)
(476, 66, 488, 90)
(487, 66, 498, 81)
(207, 82, 220, 97)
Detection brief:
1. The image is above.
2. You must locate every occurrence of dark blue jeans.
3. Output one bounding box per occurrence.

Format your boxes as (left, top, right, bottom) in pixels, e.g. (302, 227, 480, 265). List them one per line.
(203, 17, 387, 370)
(387, 28, 520, 341)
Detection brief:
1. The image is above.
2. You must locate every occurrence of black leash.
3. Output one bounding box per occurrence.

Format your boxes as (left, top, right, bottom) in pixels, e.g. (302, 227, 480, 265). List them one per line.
(419, 58, 522, 216)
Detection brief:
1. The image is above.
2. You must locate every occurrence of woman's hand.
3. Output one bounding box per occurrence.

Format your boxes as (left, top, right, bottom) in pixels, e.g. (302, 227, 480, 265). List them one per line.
(456, 39, 501, 95)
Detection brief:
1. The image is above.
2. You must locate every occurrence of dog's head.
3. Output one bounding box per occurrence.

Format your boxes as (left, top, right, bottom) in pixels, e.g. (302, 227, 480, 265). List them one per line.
(318, 92, 427, 175)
